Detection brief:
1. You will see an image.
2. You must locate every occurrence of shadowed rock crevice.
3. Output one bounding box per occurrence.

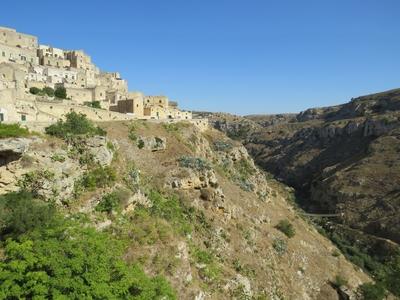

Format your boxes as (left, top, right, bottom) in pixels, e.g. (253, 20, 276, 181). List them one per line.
(0, 149, 22, 167)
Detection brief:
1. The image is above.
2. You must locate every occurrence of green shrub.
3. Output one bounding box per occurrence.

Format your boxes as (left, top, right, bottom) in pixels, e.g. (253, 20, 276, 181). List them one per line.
(163, 123, 180, 133)
(84, 101, 102, 109)
(332, 274, 348, 289)
(0, 218, 176, 299)
(29, 87, 41, 95)
(235, 177, 255, 192)
(17, 170, 55, 198)
(45, 112, 106, 139)
(137, 139, 145, 149)
(358, 283, 386, 300)
(0, 191, 56, 238)
(43, 86, 55, 97)
(96, 192, 121, 214)
(178, 156, 211, 171)
(213, 140, 233, 152)
(272, 238, 287, 255)
(128, 123, 138, 141)
(275, 219, 296, 238)
(190, 245, 220, 281)
(0, 123, 29, 139)
(50, 153, 66, 162)
(148, 190, 192, 235)
(80, 166, 116, 191)
(54, 86, 67, 99)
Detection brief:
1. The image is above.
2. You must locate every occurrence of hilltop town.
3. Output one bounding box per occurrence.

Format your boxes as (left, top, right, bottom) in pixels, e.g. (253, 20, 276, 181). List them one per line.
(0, 26, 194, 127)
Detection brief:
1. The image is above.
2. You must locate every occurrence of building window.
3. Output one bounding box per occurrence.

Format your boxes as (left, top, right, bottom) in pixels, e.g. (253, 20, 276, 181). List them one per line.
(21, 115, 26, 121)
(1, 52, 4, 57)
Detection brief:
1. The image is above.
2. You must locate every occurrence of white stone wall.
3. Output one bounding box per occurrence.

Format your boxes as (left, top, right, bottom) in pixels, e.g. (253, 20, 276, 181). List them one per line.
(0, 43, 39, 65)
(0, 27, 38, 49)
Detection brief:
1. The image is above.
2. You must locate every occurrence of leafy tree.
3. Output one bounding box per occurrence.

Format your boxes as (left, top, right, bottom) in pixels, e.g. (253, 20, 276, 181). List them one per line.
(358, 283, 386, 300)
(43, 86, 55, 97)
(54, 86, 67, 99)
(0, 191, 56, 238)
(45, 111, 106, 139)
(29, 87, 41, 95)
(0, 219, 176, 299)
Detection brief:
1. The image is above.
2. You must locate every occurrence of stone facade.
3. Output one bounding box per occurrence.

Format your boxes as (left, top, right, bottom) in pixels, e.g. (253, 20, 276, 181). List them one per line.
(0, 26, 194, 124)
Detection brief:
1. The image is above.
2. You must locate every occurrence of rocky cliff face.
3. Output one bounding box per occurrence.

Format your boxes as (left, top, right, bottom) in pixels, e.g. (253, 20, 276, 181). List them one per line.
(0, 120, 372, 299)
(206, 88, 400, 248)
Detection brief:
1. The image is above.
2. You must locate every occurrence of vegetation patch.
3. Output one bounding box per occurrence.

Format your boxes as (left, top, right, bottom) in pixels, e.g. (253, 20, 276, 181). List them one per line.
(0, 204, 176, 299)
(147, 190, 193, 235)
(190, 244, 221, 281)
(0, 191, 56, 238)
(83, 100, 102, 109)
(213, 140, 233, 152)
(275, 219, 296, 238)
(331, 274, 348, 289)
(29, 86, 66, 99)
(272, 238, 288, 255)
(78, 165, 117, 192)
(315, 220, 399, 296)
(50, 153, 66, 162)
(95, 191, 122, 214)
(17, 169, 55, 199)
(358, 282, 386, 300)
(45, 111, 106, 139)
(178, 156, 212, 171)
(0, 123, 30, 139)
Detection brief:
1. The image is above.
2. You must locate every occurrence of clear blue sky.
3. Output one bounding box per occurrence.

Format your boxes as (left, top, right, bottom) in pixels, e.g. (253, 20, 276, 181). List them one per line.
(2, 0, 400, 115)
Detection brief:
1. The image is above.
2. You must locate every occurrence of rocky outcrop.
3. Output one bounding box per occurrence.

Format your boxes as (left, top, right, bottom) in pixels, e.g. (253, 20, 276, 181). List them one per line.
(0, 137, 37, 166)
(137, 136, 166, 151)
(0, 135, 114, 203)
(208, 89, 400, 249)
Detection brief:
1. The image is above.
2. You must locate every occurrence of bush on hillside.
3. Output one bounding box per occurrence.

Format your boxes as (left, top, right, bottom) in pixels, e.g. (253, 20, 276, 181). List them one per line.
(29, 87, 41, 95)
(275, 219, 296, 238)
(17, 170, 55, 199)
(29, 86, 55, 97)
(0, 191, 56, 238)
(43, 86, 55, 97)
(79, 165, 117, 192)
(331, 274, 348, 289)
(178, 156, 212, 171)
(0, 217, 176, 299)
(84, 101, 102, 109)
(0, 123, 29, 139)
(358, 283, 386, 300)
(54, 86, 67, 99)
(45, 111, 106, 139)
(96, 192, 121, 214)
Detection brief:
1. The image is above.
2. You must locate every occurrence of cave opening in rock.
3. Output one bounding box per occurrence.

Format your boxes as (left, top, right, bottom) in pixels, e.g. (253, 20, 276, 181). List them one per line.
(0, 150, 22, 167)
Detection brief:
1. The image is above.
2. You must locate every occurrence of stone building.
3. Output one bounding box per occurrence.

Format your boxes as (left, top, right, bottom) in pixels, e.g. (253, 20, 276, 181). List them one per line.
(0, 27, 37, 49)
(38, 45, 70, 68)
(0, 43, 39, 65)
(0, 26, 194, 124)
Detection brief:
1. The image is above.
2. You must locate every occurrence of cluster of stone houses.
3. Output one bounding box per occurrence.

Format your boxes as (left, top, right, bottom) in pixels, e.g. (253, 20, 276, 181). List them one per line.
(0, 26, 192, 123)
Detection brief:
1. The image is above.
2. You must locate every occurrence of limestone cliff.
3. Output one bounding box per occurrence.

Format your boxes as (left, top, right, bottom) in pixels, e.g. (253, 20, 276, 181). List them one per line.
(202, 88, 400, 297)
(0, 120, 373, 299)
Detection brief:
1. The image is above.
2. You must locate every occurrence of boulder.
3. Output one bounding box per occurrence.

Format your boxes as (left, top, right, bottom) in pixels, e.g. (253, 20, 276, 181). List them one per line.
(138, 136, 166, 151)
